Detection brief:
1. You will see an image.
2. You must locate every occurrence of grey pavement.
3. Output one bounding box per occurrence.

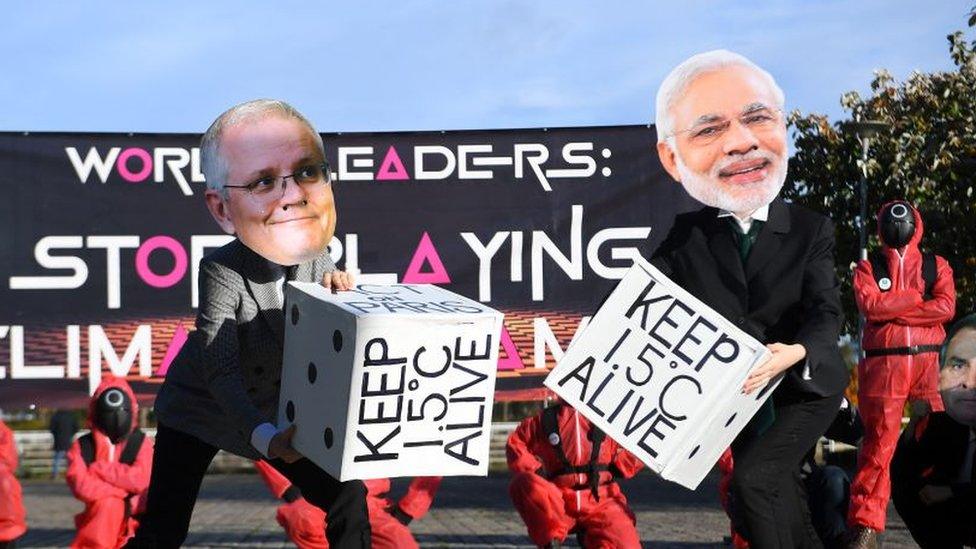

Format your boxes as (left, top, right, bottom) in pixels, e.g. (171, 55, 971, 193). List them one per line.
(17, 472, 918, 548)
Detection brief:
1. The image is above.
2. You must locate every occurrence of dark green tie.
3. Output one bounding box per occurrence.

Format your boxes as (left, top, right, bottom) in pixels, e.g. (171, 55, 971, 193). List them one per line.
(727, 218, 776, 436)
(729, 218, 765, 261)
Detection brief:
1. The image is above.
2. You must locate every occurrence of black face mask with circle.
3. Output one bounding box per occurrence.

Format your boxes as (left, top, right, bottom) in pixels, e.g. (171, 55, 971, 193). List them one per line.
(879, 201, 916, 249)
(94, 388, 132, 443)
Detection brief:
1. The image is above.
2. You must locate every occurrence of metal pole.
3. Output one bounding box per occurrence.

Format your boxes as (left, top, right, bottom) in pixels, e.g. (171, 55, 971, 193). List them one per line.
(859, 136, 870, 262)
(846, 119, 886, 360)
(857, 136, 870, 358)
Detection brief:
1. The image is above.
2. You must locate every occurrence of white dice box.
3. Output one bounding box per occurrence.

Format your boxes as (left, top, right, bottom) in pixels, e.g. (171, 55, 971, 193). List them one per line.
(278, 283, 504, 480)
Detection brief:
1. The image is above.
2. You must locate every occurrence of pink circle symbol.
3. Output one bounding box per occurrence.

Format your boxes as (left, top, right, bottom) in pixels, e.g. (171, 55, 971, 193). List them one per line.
(117, 148, 153, 182)
(136, 236, 188, 288)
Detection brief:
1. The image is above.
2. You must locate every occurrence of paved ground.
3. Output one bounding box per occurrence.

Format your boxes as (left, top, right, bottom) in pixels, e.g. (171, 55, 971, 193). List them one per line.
(17, 472, 917, 548)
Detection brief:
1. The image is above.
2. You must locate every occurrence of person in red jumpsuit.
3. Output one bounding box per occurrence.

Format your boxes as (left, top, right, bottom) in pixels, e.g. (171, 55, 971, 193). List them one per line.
(66, 377, 154, 549)
(253, 459, 441, 549)
(506, 400, 644, 549)
(846, 200, 956, 547)
(716, 448, 750, 549)
(0, 418, 27, 549)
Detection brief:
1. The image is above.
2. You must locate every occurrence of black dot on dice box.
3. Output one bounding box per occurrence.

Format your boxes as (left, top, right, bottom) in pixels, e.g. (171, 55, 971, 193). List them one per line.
(333, 330, 343, 352)
(324, 427, 334, 449)
(755, 383, 773, 401)
(308, 362, 317, 384)
(291, 304, 300, 325)
(286, 401, 295, 422)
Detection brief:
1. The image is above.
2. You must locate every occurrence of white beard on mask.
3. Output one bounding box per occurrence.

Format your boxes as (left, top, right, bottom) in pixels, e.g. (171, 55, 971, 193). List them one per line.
(674, 148, 788, 214)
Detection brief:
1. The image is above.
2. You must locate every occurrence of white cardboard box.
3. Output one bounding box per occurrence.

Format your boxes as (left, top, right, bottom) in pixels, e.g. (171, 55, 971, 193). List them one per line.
(544, 258, 775, 489)
(279, 282, 504, 481)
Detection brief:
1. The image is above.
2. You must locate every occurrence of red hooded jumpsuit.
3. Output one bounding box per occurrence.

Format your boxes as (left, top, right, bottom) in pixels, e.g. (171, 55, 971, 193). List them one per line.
(66, 377, 154, 549)
(847, 202, 955, 531)
(0, 420, 27, 544)
(254, 459, 441, 549)
(717, 448, 750, 549)
(507, 404, 643, 548)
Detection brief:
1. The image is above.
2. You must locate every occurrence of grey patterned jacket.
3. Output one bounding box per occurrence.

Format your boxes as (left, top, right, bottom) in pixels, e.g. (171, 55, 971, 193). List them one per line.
(154, 238, 336, 459)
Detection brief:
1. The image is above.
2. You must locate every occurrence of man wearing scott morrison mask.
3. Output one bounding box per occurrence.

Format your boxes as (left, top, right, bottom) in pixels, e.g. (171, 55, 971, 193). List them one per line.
(890, 313, 976, 548)
(66, 376, 153, 548)
(125, 99, 368, 549)
(846, 200, 955, 547)
(650, 49, 848, 548)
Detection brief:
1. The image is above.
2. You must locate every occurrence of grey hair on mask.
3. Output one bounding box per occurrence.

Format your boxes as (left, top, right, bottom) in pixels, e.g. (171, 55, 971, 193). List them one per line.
(200, 99, 325, 194)
(654, 49, 785, 143)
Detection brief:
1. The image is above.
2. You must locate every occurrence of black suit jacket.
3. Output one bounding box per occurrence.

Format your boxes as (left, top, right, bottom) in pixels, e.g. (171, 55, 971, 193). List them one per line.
(155, 239, 336, 459)
(892, 411, 975, 507)
(650, 198, 847, 397)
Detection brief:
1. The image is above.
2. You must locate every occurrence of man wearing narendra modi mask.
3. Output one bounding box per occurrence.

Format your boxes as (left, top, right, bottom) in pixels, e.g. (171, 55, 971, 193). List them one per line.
(650, 49, 848, 548)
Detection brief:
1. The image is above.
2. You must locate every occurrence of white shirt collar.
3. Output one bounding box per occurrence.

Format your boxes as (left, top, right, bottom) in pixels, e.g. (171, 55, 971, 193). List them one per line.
(717, 204, 770, 233)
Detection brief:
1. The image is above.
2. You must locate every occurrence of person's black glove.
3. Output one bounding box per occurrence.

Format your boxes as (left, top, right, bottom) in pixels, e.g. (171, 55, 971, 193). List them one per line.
(388, 504, 413, 525)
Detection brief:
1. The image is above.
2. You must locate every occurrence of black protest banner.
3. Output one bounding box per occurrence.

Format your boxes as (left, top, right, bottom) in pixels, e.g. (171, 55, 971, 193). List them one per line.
(0, 126, 693, 406)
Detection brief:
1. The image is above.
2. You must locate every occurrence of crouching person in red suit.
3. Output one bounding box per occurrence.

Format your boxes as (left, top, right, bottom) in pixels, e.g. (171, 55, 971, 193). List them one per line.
(507, 400, 644, 549)
(253, 460, 441, 548)
(847, 200, 955, 547)
(0, 419, 27, 549)
(67, 377, 153, 549)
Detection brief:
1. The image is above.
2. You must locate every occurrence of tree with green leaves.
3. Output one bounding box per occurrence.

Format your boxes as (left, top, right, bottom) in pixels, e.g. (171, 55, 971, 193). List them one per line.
(785, 7, 976, 334)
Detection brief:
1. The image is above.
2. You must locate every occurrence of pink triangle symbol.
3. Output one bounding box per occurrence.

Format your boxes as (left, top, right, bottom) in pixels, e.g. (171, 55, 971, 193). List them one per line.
(402, 232, 451, 283)
(156, 323, 188, 377)
(376, 146, 409, 180)
(497, 325, 525, 371)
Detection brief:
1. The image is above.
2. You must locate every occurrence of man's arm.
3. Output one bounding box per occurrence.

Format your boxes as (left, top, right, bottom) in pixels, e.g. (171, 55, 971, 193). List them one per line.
(89, 437, 154, 494)
(253, 459, 294, 499)
(0, 423, 17, 472)
(853, 258, 922, 323)
(893, 256, 956, 326)
(195, 260, 270, 452)
(792, 217, 845, 378)
(649, 226, 677, 277)
(609, 443, 644, 479)
(65, 440, 128, 502)
(506, 417, 544, 474)
(395, 476, 443, 521)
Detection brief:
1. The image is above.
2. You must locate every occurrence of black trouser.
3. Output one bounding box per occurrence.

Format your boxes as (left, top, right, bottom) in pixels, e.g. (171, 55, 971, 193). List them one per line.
(892, 484, 973, 548)
(805, 464, 851, 548)
(731, 391, 843, 549)
(125, 423, 370, 548)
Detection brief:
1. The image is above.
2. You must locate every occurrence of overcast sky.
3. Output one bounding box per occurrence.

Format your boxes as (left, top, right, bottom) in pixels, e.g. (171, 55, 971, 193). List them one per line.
(1, 1, 972, 133)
